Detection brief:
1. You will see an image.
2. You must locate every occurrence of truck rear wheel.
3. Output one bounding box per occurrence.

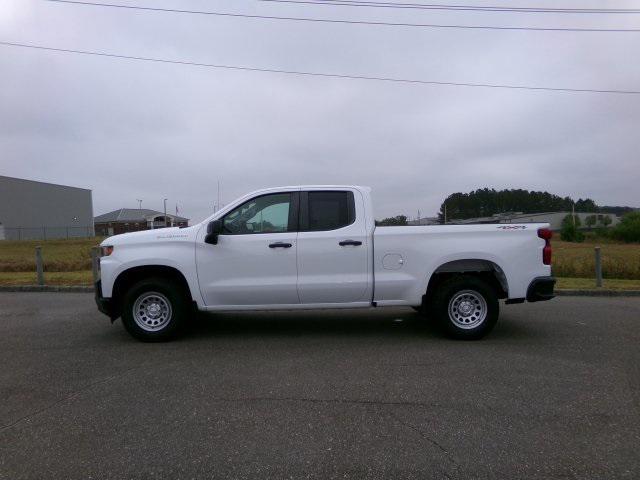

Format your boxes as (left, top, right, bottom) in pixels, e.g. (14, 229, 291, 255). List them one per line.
(430, 276, 499, 339)
(121, 277, 189, 342)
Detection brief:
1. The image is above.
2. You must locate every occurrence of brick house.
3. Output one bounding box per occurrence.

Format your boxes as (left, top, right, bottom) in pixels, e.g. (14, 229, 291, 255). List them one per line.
(94, 208, 189, 236)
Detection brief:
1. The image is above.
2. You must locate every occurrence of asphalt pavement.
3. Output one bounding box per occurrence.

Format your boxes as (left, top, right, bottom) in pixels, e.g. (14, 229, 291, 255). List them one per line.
(0, 293, 639, 479)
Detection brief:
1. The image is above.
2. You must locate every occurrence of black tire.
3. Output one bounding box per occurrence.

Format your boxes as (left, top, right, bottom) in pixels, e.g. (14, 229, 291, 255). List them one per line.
(430, 275, 499, 340)
(121, 277, 190, 342)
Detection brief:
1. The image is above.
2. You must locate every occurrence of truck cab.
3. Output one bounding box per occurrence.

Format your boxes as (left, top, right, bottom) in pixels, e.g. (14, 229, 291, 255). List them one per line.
(195, 187, 374, 309)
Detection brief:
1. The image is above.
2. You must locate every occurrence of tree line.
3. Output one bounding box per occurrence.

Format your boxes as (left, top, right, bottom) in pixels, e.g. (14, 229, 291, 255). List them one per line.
(376, 188, 636, 227)
(437, 188, 621, 223)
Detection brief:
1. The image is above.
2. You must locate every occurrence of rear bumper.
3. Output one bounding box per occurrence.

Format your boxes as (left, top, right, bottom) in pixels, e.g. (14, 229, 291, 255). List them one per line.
(526, 276, 556, 302)
(95, 280, 117, 320)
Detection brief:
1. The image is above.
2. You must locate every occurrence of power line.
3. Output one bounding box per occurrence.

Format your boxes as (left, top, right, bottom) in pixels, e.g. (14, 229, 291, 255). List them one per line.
(259, 0, 640, 15)
(2, 41, 639, 95)
(44, 0, 640, 33)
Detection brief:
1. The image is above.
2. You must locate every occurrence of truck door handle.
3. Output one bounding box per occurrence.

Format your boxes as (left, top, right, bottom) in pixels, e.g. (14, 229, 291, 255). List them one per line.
(269, 242, 293, 248)
(339, 240, 362, 246)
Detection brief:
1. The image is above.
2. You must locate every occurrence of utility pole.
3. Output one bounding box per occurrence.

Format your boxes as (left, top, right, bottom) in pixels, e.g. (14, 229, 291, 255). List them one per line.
(163, 198, 168, 228)
(444, 204, 447, 224)
(217, 179, 221, 212)
(572, 203, 576, 227)
(137, 199, 142, 209)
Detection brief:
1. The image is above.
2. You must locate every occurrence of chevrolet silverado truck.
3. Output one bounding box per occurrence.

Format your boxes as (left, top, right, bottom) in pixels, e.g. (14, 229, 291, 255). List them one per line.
(95, 186, 555, 341)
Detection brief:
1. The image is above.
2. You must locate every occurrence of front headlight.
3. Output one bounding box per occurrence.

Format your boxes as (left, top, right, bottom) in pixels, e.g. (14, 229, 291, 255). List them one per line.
(100, 245, 114, 257)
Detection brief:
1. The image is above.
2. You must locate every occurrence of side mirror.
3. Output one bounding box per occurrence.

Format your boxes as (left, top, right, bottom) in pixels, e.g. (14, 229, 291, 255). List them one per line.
(205, 220, 223, 245)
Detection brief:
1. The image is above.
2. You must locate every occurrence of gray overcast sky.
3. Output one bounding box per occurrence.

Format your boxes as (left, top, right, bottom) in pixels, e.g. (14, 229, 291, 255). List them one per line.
(1, 0, 639, 223)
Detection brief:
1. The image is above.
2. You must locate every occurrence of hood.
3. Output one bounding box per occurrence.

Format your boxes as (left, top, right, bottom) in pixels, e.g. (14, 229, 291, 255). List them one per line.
(100, 226, 195, 246)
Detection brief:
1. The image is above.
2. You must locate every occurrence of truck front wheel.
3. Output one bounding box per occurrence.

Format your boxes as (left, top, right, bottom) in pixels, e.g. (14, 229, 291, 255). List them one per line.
(430, 276, 499, 340)
(121, 277, 189, 342)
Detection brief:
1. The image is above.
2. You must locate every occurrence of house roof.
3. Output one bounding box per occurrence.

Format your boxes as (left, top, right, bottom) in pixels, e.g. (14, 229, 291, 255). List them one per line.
(94, 208, 189, 223)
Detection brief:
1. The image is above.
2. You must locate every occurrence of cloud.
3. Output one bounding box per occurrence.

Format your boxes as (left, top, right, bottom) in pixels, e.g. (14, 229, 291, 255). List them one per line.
(1, 0, 639, 223)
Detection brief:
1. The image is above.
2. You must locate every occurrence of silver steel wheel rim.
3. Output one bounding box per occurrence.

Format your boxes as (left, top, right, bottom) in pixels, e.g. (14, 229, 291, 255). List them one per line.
(448, 289, 487, 330)
(132, 292, 172, 332)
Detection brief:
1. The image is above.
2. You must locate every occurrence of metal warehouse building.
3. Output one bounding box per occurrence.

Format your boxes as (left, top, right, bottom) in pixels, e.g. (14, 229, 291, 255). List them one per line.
(0, 175, 94, 240)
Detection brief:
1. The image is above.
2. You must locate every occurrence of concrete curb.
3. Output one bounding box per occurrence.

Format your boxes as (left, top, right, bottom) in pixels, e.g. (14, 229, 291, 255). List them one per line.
(0, 285, 639, 297)
(554, 289, 640, 297)
(0, 285, 94, 293)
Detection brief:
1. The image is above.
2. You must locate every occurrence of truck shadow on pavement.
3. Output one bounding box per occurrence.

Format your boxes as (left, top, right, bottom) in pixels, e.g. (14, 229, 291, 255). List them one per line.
(160, 307, 540, 343)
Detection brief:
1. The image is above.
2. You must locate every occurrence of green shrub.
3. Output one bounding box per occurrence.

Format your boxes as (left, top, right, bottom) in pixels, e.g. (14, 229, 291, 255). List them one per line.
(560, 214, 584, 242)
(593, 227, 611, 240)
(611, 212, 640, 243)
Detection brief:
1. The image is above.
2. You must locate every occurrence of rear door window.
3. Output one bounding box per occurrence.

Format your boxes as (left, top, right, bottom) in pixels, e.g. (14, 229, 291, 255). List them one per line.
(302, 191, 355, 231)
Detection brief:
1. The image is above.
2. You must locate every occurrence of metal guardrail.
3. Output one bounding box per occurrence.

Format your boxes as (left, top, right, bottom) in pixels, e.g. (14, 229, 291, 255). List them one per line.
(25, 246, 608, 289)
(31, 245, 101, 287)
(90, 247, 100, 284)
(35, 246, 44, 286)
(594, 246, 603, 288)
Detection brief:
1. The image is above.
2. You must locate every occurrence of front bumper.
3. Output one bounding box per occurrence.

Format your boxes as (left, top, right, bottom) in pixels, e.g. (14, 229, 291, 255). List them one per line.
(95, 280, 117, 320)
(526, 276, 556, 302)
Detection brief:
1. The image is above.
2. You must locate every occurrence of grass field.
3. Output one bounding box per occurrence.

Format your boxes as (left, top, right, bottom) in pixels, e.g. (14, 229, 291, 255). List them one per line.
(1, 236, 639, 287)
(0, 238, 103, 272)
(0, 271, 93, 285)
(552, 239, 640, 280)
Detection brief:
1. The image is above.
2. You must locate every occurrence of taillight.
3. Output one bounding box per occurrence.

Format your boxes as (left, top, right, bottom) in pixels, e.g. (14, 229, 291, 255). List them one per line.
(538, 228, 552, 265)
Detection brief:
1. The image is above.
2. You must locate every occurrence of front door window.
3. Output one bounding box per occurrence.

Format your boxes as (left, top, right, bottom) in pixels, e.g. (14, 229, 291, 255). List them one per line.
(223, 193, 292, 234)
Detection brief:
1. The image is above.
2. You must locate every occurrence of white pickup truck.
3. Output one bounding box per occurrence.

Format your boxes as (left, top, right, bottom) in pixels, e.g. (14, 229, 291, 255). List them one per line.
(95, 185, 555, 341)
